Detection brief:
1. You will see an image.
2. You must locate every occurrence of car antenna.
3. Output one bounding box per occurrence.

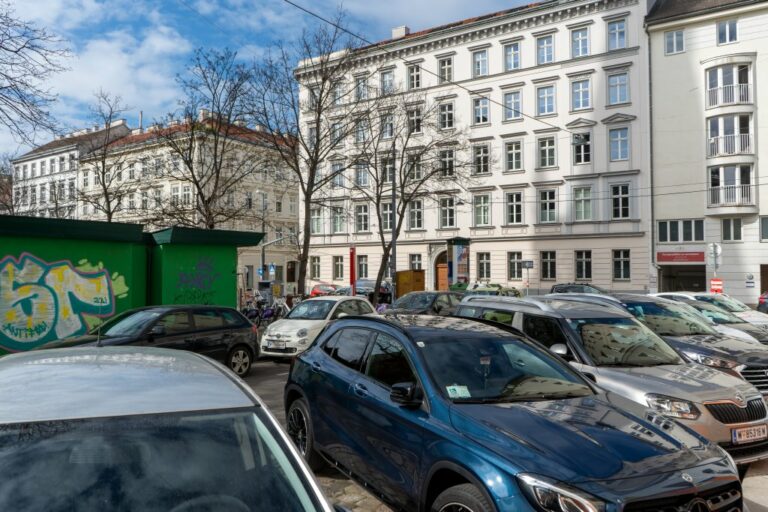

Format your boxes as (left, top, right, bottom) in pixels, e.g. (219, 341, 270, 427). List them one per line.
(96, 302, 103, 347)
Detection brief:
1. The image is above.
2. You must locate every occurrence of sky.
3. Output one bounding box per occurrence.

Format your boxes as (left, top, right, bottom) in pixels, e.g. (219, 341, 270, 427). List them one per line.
(4, 0, 530, 155)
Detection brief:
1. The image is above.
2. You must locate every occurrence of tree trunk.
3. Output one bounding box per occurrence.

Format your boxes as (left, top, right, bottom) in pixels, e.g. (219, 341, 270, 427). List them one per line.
(371, 244, 391, 308)
(297, 198, 313, 296)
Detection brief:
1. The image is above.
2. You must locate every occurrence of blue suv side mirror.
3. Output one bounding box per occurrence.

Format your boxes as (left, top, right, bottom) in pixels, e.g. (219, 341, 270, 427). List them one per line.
(390, 382, 423, 408)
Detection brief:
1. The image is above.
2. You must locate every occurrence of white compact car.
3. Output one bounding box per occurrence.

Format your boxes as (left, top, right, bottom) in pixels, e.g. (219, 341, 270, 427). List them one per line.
(261, 296, 375, 358)
(655, 292, 768, 327)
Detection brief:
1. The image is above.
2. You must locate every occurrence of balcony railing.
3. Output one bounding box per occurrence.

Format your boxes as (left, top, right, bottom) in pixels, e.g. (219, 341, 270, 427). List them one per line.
(707, 84, 752, 108)
(707, 134, 753, 157)
(708, 184, 755, 207)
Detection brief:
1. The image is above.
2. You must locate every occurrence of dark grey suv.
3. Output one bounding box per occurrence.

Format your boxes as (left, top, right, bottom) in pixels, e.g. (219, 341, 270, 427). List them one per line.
(43, 305, 259, 377)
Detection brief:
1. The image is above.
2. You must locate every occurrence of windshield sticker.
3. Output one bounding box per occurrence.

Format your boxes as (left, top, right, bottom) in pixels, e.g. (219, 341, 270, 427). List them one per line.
(446, 385, 471, 399)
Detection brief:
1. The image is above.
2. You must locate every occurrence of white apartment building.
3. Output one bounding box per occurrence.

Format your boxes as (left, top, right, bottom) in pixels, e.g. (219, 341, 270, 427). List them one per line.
(647, 0, 768, 304)
(299, 0, 655, 294)
(11, 121, 131, 218)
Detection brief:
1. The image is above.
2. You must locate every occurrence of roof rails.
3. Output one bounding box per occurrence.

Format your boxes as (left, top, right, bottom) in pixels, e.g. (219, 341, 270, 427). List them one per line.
(461, 295, 556, 313)
(544, 292, 622, 303)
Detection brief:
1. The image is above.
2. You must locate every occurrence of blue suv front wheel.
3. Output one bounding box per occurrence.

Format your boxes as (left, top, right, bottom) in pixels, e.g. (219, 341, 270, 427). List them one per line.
(431, 484, 494, 512)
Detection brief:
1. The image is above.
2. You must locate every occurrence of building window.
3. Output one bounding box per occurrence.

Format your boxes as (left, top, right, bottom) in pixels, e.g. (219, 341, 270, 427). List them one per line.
(154, 189, 162, 208)
(506, 192, 523, 225)
(537, 85, 555, 115)
(504, 42, 520, 71)
(331, 122, 343, 146)
(381, 157, 395, 184)
(473, 194, 490, 226)
(505, 140, 523, 171)
(706, 64, 751, 108)
(473, 144, 490, 175)
(439, 103, 454, 129)
(128, 193, 136, 210)
(310, 256, 320, 279)
(331, 163, 344, 188)
(380, 70, 394, 94)
(141, 191, 149, 210)
(30, 186, 36, 205)
(438, 57, 453, 83)
(355, 76, 368, 101)
(613, 250, 630, 280)
(608, 72, 629, 105)
(410, 254, 422, 270)
(472, 49, 488, 77)
(573, 187, 592, 221)
(503, 91, 522, 121)
(307, 125, 317, 149)
(408, 200, 423, 229)
(760, 218, 768, 241)
(182, 185, 191, 205)
(708, 164, 752, 206)
(473, 97, 490, 124)
(572, 28, 589, 58)
(439, 149, 455, 177)
(39, 184, 46, 204)
(310, 208, 322, 234)
(128, 163, 135, 180)
(382, 202, 394, 231)
(407, 64, 421, 90)
(331, 207, 345, 233)
(611, 184, 630, 219)
(405, 155, 423, 182)
(607, 19, 626, 50)
(354, 119, 369, 143)
(537, 35, 554, 64)
(477, 252, 491, 280)
(171, 186, 180, 206)
(380, 113, 394, 139)
(407, 108, 422, 135)
(355, 204, 369, 232)
(538, 137, 556, 168)
(539, 189, 557, 223)
(355, 163, 369, 187)
(575, 250, 592, 280)
(571, 79, 591, 110)
(541, 251, 556, 280)
(665, 30, 684, 54)
(718, 20, 737, 45)
(722, 218, 742, 241)
(508, 252, 523, 280)
(82, 171, 89, 188)
(356, 255, 368, 278)
(573, 133, 591, 164)
(706, 114, 751, 157)
(333, 256, 344, 280)
(609, 128, 629, 161)
(439, 197, 456, 228)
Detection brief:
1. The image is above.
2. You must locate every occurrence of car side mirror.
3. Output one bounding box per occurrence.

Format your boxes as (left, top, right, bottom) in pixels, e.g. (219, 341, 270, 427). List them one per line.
(149, 325, 166, 337)
(551, 343, 573, 361)
(336, 312, 348, 319)
(390, 382, 423, 408)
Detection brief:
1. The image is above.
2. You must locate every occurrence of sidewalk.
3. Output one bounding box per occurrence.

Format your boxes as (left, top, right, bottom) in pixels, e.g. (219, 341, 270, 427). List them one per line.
(745, 460, 768, 511)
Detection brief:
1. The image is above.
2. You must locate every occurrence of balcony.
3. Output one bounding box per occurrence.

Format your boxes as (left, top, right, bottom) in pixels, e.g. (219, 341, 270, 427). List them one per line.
(708, 184, 755, 207)
(706, 84, 752, 108)
(707, 134, 752, 158)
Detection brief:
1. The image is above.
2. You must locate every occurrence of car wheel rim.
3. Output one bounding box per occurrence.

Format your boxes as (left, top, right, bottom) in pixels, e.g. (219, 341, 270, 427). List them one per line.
(439, 504, 476, 512)
(230, 350, 250, 375)
(287, 407, 308, 455)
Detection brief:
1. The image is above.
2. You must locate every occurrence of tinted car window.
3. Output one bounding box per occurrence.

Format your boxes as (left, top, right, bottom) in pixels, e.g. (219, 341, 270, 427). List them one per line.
(94, 310, 162, 337)
(331, 328, 371, 370)
(156, 311, 192, 334)
(522, 315, 568, 348)
(364, 333, 416, 388)
(455, 306, 482, 318)
(355, 300, 374, 315)
(332, 301, 359, 319)
(480, 309, 514, 326)
(193, 310, 223, 330)
(623, 301, 716, 336)
(222, 310, 246, 327)
(287, 300, 334, 320)
(435, 295, 451, 311)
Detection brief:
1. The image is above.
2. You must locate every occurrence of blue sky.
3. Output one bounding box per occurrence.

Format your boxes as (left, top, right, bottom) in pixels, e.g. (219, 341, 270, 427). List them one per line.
(6, 0, 529, 154)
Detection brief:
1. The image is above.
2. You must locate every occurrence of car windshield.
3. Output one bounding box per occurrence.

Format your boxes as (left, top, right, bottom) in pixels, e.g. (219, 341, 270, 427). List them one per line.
(465, 290, 499, 296)
(623, 300, 717, 336)
(688, 302, 744, 325)
(0, 409, 322, 512)
(393, 294, 436, 309)
(90, 310, 163, 337)
(569, 317, 683, 367)
(286, 300, 334, 320)
(697, 295, 750, 313)
(421, 335, 593, 403)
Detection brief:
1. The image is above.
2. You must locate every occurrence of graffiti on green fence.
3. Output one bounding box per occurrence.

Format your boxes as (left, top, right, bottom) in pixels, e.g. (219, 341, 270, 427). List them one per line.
(0, 253, 124, 351)
(174, 257, 220, 305)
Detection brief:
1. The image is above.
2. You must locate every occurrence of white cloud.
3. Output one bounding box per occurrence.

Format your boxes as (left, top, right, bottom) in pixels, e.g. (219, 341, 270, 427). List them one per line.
(12, 0, 106, 31)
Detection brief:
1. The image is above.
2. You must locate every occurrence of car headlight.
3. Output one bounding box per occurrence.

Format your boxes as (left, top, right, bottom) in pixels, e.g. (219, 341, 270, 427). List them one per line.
(646, 394, 701, 420)
(684, 351, 739, 369)
(723, 449, 738, 474)
(296, 328, 308, 338)
(518, 474, 605, 512)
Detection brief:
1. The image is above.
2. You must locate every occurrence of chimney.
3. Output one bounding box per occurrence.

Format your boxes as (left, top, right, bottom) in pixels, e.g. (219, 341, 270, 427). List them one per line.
(391, 25, 410, 39)
(198, 108, 210, 121)
(138, 111, 143, 133)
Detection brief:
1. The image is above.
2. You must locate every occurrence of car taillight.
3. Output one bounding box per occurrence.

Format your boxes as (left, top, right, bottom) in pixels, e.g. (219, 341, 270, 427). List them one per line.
(251, 324, 258, 335)
(760, 294, 766, 305)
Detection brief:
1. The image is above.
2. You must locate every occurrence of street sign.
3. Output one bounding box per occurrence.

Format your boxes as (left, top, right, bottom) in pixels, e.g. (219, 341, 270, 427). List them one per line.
(707, 243, 722, 270)
(257, 267, 264, 277)
(710, 277, 723, 293)
(522, 260, 534, 269)
(269, 263, 275, 276)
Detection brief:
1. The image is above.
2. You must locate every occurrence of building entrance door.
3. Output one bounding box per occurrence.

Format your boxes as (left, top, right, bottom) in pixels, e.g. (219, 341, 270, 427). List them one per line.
(659, 265, 706, 292)
(434, 251, 448, 291)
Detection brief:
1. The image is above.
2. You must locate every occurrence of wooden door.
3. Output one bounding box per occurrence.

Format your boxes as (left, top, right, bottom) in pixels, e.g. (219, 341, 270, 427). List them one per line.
(436, 264, 448, 291)
(761, 265, 768, 293)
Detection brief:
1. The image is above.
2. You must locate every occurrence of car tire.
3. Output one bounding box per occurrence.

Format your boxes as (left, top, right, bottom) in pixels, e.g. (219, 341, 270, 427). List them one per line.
(431, 483, 494, 512)
(227, 346, 253, 377)
(286, 398, 326, 471)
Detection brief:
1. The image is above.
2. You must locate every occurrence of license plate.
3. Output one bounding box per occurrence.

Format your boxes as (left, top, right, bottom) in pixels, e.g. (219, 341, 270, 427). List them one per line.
(731, 424, 768, 445)
(267, 340, 286, 349)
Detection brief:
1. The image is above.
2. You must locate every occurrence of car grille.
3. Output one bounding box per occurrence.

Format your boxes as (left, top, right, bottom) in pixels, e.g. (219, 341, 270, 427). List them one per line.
(261, 345, 297, 354)
(740, 366, 768, 394)
(623, 483, 741, 512)
(720, 439, 768, 462)
(706, 399, 767, 424)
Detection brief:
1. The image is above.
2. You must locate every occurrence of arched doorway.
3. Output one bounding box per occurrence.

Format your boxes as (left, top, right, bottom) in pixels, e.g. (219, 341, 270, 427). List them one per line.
(434, 251, 448, 291)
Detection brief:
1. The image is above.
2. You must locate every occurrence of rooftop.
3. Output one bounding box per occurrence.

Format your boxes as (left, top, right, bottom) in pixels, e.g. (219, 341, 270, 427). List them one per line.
(646, 0, 766, 24)
(13, 121, 131, 162)
(0, 347, 255, 424)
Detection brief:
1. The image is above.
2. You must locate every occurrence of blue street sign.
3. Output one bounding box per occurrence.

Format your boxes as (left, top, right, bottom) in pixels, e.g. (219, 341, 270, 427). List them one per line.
(257, 267, 264, 277)
(269, 263, 276, 275)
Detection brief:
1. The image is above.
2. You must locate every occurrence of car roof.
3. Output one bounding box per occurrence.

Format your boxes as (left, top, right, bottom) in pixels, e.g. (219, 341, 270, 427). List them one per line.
(304, 295, 362, 303)
(459, 296, 632, 319)
(350, 314, 522, 343)
(0, 347, 256, 424)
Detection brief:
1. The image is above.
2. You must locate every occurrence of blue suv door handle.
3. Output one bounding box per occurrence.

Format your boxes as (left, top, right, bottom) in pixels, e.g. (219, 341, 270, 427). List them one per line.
(353, 383, 368, 397)
(311, 361, 322, 372)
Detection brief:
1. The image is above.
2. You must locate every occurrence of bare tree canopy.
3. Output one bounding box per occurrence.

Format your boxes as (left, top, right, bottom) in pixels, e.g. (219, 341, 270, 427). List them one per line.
(0, 2, 68, 144)
(0, 152, 16, 214)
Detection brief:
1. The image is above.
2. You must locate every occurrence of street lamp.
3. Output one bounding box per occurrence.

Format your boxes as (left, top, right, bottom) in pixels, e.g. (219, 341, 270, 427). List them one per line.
(255, 189, 268, 279)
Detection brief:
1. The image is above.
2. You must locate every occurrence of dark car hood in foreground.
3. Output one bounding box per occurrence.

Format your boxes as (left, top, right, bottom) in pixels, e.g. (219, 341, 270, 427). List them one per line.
(383, 308, 431, 315)
(663, 334, 768, 366)
(450, 392, 723, 485)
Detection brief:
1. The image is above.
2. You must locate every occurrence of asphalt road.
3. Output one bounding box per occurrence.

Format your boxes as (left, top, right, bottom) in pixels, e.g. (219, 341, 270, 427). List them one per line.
(245, 358, 768, 512)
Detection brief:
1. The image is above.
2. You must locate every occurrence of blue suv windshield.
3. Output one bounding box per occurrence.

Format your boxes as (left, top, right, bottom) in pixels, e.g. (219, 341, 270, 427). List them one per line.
(420, 336, 593, 403)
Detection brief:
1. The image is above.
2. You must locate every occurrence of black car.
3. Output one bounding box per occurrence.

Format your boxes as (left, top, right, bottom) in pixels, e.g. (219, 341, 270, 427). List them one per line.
(384, 291, 463, 316)
(355, 279, 393, 304)
(550, 283, 608, 294)
(42, 306, 259, 377)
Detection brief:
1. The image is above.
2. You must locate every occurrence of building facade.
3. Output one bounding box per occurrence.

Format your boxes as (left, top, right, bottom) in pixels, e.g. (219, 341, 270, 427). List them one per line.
(647, 0, 768, 304)
(299, 0, 655, 294)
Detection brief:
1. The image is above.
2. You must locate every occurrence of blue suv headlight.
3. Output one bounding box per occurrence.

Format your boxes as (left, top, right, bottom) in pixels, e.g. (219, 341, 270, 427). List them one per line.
(518, 474, 605, 512)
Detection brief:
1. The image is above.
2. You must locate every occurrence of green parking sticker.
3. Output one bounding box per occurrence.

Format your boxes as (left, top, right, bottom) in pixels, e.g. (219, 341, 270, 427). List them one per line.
(446, 385, 471, 398)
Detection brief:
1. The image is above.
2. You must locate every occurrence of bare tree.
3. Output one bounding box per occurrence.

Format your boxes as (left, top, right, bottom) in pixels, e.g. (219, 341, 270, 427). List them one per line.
(153, 48, 263, 229)
(78, 90, 132, 222)
(44, 175, 70, 218)
(0, 2, 68, 144)
(248, 13, 376, 295)
(0, 152, 17, 214)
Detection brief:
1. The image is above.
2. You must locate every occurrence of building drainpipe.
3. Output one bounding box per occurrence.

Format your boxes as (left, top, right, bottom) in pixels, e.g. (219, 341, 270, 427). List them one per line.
(646, 22, 660, 292)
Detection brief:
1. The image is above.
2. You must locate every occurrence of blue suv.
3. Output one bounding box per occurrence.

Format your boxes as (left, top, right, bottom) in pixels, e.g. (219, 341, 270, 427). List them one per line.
(284, 315, 740, 512)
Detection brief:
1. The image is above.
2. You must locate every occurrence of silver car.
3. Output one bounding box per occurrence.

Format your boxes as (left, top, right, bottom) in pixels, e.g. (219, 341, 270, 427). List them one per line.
(0, 347, 336, 511)
(455, 296, 768, 467)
